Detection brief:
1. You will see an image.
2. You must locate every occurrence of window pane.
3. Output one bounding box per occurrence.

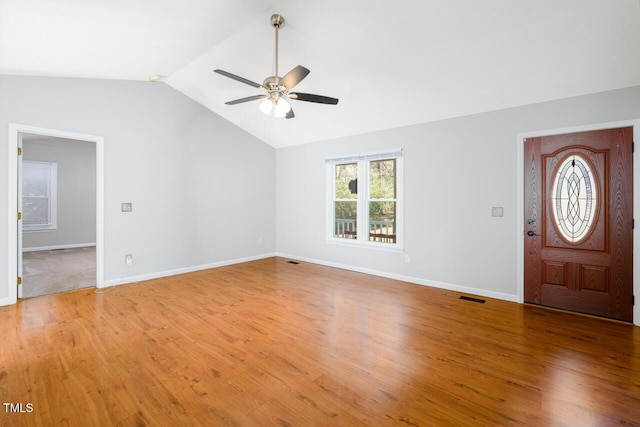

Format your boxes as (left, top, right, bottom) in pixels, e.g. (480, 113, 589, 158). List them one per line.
(23, 197, 49, 226)
(334, 201, 357, 239)
(335, 163, 358, 199)
(369, 159, 396, 199)
(369, 201, 395, 243)
(22, 161, 56, 229)
(23, 178, 49, 197)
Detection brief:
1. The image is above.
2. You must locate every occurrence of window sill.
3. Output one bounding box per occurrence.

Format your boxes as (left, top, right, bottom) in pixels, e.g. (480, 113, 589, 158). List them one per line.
(326, 238, 404, 253)
(23, 227, 57, 233)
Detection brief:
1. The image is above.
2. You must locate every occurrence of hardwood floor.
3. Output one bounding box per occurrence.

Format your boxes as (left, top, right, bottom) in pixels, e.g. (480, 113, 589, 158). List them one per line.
(1, 257, 639, 426)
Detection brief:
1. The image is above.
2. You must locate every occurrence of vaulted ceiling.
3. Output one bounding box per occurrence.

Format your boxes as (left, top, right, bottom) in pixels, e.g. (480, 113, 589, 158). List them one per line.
(2, 1, 639, 147)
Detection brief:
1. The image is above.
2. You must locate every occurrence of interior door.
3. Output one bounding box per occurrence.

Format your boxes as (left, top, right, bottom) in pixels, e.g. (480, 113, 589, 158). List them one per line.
(17, 133, 23, 299)
(524, 127, 633, 322)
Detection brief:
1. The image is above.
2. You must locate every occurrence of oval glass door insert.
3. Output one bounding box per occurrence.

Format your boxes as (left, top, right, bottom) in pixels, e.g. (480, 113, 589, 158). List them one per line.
(551, 154, 597, 243)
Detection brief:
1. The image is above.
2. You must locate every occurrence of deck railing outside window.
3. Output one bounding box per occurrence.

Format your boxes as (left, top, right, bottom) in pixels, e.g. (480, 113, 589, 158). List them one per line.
(335, 219, 357, 239)
(369, 220, 396, 243)
(335, 219, 395, 243)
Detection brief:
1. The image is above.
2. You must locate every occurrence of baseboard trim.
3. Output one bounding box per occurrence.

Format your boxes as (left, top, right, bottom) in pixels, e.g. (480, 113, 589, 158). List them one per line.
(23, 243, 96, 252)
(100, 251, 518, 303)
(101, 252, 277, 289)
(276, 252, 519, 303)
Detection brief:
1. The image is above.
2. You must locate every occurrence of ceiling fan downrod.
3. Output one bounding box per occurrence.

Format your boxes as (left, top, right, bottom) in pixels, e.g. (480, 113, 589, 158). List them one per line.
(271, 14, 285, 83)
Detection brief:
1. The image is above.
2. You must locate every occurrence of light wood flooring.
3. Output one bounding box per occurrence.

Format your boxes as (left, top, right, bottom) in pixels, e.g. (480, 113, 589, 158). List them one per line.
(1, 257, 639, 426)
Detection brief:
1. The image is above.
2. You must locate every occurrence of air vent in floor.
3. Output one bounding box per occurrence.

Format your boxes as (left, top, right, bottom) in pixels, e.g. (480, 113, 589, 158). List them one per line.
(459, 295, 486, 304)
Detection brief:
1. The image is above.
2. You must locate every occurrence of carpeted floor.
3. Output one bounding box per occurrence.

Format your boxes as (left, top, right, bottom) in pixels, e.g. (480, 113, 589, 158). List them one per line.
(22, 247, 96, 298)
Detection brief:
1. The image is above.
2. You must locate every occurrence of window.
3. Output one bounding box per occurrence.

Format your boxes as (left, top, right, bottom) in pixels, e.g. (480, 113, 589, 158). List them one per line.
(22, 161, 57, 231)
(551, 154, 597, 243)
(327, 150, 403, 247)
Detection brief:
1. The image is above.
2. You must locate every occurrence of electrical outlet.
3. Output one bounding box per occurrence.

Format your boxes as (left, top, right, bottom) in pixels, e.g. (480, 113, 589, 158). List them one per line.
(124, 254, 133, 266)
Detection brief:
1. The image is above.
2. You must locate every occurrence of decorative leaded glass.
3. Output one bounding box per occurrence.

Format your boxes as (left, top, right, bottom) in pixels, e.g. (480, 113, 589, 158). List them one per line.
(551, 154, 597, 243)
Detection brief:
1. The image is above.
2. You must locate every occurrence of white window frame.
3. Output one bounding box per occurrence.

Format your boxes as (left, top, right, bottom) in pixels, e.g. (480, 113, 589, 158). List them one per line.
(22, 160, 58, 232)
(326, 149, 403, 249)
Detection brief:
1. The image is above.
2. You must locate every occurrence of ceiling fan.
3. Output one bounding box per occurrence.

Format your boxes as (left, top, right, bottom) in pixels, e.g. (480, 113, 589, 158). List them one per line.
(214, 14, 339, 119)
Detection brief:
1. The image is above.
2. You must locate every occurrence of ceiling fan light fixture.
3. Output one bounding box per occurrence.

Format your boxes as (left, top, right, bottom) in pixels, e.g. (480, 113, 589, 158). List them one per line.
(273, 98, 292, 118)
(259, 98, 274, 115)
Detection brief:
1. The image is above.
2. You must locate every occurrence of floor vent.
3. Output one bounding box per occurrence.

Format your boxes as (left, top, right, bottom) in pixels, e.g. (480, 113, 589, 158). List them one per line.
(459, 295, 486, 304)
(286, 261, 300, 265)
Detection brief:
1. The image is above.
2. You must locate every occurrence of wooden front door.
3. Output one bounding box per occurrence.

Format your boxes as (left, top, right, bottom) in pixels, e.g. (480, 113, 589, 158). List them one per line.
(524, 127, 633, 322)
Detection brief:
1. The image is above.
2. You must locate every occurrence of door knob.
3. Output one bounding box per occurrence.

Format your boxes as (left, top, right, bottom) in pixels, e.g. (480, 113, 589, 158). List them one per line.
(527, 230, 540, 237)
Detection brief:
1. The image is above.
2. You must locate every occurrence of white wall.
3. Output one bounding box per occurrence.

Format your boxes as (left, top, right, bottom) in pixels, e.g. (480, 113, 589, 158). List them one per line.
(276, 85, 640, 301)
(0, 75, 276, 302)
(22, 136, 96, 249)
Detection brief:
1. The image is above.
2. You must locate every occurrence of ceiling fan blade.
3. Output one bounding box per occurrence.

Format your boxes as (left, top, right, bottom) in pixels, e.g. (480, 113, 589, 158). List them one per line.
(285, 108, 295, 119)
(225, 95, 268, 105)
(289, 92, 339, 105)
(214, 69, 263, 89)
(280, 66, 310, 91)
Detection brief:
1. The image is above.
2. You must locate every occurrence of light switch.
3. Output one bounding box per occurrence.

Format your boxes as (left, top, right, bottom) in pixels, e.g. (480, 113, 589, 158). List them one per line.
(121, 203, 133, 212)
(491, 207, 504, 217)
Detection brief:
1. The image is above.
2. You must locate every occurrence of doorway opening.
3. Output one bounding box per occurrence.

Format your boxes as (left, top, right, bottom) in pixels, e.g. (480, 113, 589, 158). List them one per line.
(6, 124, 104, 305)
(21, 134, 97, 298)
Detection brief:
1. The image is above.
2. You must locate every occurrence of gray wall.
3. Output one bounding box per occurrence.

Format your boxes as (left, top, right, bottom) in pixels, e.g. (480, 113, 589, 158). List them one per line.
(0, 74, 276, 300)
(2, 73, 638, 306)
(22, 136, 96, 249)
(276, 85, 640, 299)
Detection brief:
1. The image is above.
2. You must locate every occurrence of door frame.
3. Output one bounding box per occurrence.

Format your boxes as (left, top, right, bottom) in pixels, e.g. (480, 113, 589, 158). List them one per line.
(517, 119, 640, 326)
(5, 124, 105, 305)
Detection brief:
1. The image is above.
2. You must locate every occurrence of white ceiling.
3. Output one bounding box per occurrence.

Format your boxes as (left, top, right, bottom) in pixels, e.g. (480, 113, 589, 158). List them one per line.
(2, 0, 639, 148)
